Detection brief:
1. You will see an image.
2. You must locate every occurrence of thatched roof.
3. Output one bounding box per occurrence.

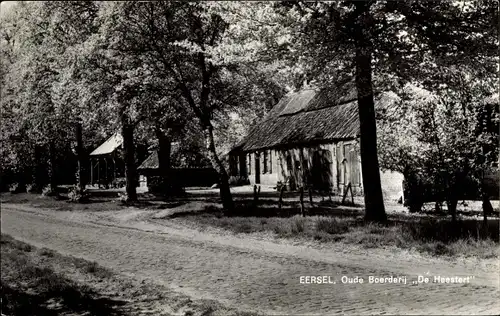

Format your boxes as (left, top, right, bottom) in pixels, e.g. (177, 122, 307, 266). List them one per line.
(138, 151, 161, 170)
(138, 143, 180, 170)
(90, 132, 122, 156)
(234, 89, 393, 152)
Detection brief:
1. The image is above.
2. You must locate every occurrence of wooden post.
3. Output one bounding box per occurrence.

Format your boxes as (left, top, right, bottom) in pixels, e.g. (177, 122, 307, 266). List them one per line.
(342, 182, 353, 205)
(113, 157, 116, 184)
(253, 184, 260, 206)
(278, 186, 285, 209)
(350, 183, 354, 205)
(309, 187, 314, 207)
(97, 159, 100, 188)
(300, 186, 305, 217)
(90, 159, 93, 186)
(105, 158, 108, 186)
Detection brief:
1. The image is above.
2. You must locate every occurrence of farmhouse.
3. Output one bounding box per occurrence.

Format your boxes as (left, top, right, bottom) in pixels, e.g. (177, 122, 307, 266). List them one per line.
(228, 88, 404, 199)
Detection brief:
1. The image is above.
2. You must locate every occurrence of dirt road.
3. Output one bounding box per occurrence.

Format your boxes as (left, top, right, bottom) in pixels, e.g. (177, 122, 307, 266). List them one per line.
(2, 204, 499, 315)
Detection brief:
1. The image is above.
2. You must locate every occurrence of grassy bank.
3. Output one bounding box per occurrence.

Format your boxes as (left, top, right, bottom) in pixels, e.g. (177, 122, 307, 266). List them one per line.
(1, 234, 120, 315)
(0, 234, 256, 316)
(174, 212, 499, 259)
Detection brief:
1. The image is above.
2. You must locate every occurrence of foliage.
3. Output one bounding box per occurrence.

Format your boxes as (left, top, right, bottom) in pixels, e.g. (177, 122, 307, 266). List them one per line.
(110, 177, 127, 189)
(8, 183, 22, 194)
(0, 2, 107, 190)
(378, 76, 498, 213)
(1, 1, 497, 217)
(67, 186, 90, 203)
(41, 185, 58, 197)
(315, 217, 350, 235)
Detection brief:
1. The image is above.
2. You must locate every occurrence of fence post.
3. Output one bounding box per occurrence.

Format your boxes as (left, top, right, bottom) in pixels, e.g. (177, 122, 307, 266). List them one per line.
(350, 183, 354, 205)
(342, 183, 353, 205)
(253, 184, 260, 207)
(278, 186, 285, 210)
(300, 186, 305, 217)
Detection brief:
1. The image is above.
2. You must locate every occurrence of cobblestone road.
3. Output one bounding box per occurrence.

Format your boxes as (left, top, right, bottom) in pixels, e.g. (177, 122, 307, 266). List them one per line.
(1, 205, 498, 315)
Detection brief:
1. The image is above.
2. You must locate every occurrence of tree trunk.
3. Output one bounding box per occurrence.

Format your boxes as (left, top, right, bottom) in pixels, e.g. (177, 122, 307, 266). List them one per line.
(122, 123, 137, 202)
(354, 3, 387, 222)
(75, 122, 85, 191)
(48, 141, 57, 192)
(447, 198, 458, 223)
(203, 124, 234, 214)
(155, 128, 171, 178)
(32, 145, 45, 191)
(481, 190, 493, 227)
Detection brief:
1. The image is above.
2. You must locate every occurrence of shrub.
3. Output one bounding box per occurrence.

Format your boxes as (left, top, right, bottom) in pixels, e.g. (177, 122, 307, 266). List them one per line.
(41, 185, 58, 197)
(8, 183, 24, 194)
(228, 176, 250, 186)
(25, 183, 37, 193)
(111, 177, 127, 188)
(117, 192, 129, 203)
(315, 217, 350, 234)
(67, 186, 89, 203)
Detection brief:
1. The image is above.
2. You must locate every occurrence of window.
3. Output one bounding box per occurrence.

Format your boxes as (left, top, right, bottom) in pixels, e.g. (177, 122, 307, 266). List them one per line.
(263, 151, 268, 173)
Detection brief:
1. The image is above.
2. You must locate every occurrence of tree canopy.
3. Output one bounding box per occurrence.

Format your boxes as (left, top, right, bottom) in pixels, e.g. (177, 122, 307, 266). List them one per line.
(0, 1, 497, 218)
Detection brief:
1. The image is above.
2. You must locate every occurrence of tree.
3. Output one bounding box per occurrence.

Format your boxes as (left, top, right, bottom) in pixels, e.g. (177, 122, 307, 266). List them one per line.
(1, 1, 104, 193)
(95, 1, 288, 213)
(0, 2, 68, 193)
(378, 76, 498, 222)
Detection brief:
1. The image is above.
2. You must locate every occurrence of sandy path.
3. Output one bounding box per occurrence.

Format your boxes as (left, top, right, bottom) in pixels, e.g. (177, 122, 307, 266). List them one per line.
(2, 204, 499, 315)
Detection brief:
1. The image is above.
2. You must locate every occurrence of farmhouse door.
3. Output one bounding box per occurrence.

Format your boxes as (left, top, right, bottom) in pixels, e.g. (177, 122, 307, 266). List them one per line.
(254, 153, 261, 184)
(311, 150, 333, 191)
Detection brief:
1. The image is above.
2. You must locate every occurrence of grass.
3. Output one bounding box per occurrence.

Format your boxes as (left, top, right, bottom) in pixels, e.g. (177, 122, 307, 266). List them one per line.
(0, 234, 122, 316)
(175, 211, 499, 259)
(315, 217, 350, 234)
(0, 192, 126, 212)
